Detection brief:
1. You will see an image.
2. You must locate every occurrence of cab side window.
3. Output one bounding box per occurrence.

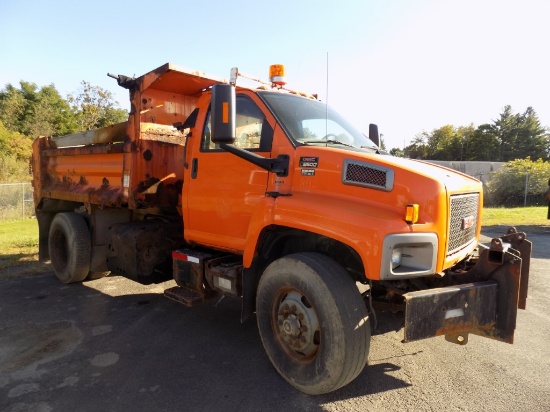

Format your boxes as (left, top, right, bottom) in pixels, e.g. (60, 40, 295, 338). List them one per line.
(201, 95, 273, 151)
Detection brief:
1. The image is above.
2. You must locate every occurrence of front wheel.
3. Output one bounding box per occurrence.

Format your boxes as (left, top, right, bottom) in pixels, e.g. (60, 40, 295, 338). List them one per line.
(256, 253, 371, 395)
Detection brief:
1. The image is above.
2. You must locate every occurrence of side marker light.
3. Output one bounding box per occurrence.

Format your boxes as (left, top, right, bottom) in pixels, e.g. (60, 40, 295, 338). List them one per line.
(405, 204, 419, 224)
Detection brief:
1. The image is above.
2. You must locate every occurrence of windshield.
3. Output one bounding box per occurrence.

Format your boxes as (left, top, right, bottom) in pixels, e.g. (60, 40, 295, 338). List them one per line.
(258, 91, 378, 150)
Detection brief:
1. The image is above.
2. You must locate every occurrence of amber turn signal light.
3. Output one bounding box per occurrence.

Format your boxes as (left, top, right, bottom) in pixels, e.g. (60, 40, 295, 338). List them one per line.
(405, 204, 419, 224)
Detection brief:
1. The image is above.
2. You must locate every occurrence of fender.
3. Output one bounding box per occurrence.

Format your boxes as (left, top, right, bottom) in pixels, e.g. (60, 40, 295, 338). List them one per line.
(242, 190, 414, 280)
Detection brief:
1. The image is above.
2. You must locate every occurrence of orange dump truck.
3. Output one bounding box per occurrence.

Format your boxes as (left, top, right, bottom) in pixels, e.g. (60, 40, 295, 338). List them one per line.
(31, 63, 531, 395)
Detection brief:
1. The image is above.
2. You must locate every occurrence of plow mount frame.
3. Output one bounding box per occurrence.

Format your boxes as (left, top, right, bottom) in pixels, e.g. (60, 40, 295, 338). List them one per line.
(403, 228, 531, 345)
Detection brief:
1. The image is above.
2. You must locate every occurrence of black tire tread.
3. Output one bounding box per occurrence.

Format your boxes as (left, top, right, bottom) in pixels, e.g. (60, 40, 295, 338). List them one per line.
(48, 212, 91, 284)
(256, 252, 370, 395)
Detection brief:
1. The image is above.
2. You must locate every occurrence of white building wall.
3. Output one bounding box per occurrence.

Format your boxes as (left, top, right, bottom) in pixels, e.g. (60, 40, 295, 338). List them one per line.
(425, 161, 504, 184)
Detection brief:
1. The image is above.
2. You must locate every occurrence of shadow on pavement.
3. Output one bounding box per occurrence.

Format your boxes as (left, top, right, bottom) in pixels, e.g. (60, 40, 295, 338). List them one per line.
(0, 273, 409, 411)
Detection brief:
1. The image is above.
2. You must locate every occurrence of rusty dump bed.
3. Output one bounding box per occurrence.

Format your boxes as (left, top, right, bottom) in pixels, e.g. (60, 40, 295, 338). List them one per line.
(32, 63, 223, 213)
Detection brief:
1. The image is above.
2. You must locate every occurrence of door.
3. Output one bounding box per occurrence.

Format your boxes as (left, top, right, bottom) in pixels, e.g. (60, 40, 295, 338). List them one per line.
(185, 93, 273, 252)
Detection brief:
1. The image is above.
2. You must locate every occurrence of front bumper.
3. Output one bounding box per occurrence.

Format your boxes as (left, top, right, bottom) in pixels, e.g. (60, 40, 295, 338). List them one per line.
(403, 229, 531, 345)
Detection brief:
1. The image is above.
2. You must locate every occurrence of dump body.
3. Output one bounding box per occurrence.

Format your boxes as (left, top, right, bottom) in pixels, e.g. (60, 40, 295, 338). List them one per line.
(32, 64, 220, 215)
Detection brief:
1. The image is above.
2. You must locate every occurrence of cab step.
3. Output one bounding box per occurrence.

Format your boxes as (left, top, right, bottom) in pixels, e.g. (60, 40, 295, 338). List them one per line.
(164, 286, 211, 307)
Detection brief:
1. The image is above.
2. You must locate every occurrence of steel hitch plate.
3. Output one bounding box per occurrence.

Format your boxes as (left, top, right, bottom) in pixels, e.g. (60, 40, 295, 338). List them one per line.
(403, 281, 497, 345)
(403, 229, 531, 345)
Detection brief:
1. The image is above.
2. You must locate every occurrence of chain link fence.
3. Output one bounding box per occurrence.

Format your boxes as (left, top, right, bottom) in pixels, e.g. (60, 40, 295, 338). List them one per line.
(0, 182, 35, 221)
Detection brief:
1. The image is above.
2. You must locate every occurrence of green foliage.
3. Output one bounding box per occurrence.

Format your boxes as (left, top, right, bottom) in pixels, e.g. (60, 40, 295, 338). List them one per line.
(68, 81, 127, 130)
(404, 134, 429, 159)
(0, 155, 31, 183)
(0, 121, 32, 182)
(0, 79, 128, 139)
(0, 79, 128, 183)
(0, 121, 32, 160)
(0, 81, 78, 138)
(389, 147, 404, 157)
(487, 158, 550, 206)
(400, 106, 549, 161)
(0, 84, 25, 132)
(379, 136, 386, 150)
(464, 124, 500, 160)
(423, 124, 475, 161)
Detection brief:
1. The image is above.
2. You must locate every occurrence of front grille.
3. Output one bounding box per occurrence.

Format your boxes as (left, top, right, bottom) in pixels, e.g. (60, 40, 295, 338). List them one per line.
(342, 160, 394, 191)
(447, 193, 479, 256)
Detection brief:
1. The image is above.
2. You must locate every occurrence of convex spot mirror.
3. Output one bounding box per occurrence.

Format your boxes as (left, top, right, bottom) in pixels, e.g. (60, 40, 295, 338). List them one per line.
(369, 123, 380, 147)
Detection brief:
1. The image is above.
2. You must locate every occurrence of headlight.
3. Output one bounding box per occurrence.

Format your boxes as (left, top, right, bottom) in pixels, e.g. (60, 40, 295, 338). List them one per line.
(380, 233, 438, 280)
(391, 248, 402, 268)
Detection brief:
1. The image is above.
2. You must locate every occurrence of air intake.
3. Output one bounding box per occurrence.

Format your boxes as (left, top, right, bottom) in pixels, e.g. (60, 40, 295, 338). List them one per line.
(342, 160, 394, 191)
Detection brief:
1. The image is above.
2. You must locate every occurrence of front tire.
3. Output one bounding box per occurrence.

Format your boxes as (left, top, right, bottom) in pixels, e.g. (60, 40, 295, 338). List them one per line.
(48, 212, 91, 284)
(256, 253, 371, 395)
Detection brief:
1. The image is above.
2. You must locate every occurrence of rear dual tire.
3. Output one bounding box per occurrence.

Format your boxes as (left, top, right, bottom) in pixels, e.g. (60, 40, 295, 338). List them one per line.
(48, 212, 91, 284)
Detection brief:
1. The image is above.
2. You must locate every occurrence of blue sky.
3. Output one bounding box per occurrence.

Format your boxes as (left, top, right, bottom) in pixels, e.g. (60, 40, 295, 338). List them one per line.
(1, 0, 548, 150)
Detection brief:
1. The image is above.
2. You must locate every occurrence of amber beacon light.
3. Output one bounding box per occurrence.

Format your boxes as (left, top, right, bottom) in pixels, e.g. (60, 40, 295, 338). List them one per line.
(269, 64, 286, 86)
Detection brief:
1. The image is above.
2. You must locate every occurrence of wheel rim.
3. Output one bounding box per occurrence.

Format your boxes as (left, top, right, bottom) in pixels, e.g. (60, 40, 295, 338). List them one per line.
(272, 288, 321, 363)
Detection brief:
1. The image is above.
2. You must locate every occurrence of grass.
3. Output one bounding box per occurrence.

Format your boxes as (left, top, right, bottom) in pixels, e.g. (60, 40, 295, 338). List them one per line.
(482, 206, 550, 232)
(0, 218, 50, 278)
(0, 207, 548, 278)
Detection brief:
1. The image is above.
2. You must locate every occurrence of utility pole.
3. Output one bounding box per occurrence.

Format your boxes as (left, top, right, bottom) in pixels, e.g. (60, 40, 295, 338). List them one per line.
(524, 171, 529, 206)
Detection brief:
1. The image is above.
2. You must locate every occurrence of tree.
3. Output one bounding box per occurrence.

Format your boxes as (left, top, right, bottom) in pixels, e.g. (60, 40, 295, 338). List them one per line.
(493, 105, 549, 161)
(0, 120, 31, 160)
(493, 105, 518, 161)
(0, 121, 32, 182)
(515, 107, 549, 160)
(0, 84, 25, 132)
(463, 124, 501, 161)
(0, 81, 78, 137)
(392, 106, 549, 161)
(487, 157, 550, 206)
(389, 147, 404, 157)
(421, 124, 476, 161)
(426, 125, 455, 160)
(69, 81, 127, 131)
(0, 79, 128, 182)
(404, 133, 429, 159)
(454, 124, 475, 161)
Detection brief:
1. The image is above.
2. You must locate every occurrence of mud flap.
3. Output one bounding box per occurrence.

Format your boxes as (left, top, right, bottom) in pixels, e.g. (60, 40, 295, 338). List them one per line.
(403, 230, 531, 345)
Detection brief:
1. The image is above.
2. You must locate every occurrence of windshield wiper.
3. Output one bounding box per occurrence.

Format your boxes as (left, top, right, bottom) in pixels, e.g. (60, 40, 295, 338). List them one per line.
(361, 146, 386, 154)
(303, 139, 354, 147)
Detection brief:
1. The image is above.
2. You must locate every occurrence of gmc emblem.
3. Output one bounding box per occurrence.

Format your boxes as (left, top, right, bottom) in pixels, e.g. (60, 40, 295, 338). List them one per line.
(462, 215, 475, 230)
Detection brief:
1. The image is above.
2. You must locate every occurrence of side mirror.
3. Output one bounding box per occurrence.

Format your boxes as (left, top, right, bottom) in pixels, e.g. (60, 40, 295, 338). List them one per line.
(211, 84, 236, 144)
(369, 123, 380, 147)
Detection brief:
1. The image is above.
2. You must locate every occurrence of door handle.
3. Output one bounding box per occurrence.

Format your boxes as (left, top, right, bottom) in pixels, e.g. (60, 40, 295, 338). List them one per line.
(191, 158, 198, 179)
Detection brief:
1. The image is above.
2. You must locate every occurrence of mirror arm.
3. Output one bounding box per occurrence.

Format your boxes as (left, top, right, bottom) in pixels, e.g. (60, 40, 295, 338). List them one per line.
(220, 144, 289, 177)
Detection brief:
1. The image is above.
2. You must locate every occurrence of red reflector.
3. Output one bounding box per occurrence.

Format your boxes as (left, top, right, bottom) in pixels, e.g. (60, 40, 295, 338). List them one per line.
(171, 251, 200, 263)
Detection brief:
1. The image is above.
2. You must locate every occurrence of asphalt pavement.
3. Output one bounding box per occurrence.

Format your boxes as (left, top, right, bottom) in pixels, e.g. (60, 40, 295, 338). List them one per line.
(1, 231, 549, 412)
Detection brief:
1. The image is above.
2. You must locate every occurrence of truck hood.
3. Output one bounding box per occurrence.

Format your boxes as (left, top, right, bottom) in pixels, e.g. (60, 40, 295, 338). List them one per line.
(381, 156, 482, 194)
